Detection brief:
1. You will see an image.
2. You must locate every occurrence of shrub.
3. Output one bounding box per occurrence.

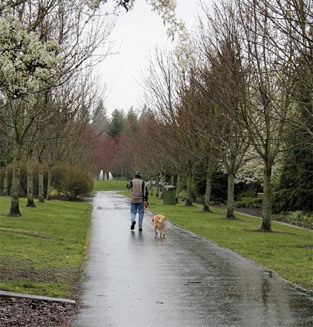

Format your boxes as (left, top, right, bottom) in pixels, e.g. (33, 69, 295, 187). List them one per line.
(235, 196, 263, 208)
(273, 211, 313, 229)
(236, 189, 257, 199)
(51, 163, 94, 200)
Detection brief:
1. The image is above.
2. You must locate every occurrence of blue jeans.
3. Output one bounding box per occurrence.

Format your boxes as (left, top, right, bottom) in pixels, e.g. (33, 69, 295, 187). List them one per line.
(131, 202, 144, 227)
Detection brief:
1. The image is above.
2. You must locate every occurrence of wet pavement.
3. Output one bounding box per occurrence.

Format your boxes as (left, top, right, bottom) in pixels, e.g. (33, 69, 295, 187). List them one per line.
(73, 191, 313, 327)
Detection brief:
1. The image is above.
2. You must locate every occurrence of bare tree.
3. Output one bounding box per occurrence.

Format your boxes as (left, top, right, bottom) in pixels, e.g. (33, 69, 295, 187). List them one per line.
(265, 0, 313, 145)
(233, 0, 297, 231)
(142, 49, 203, 206)
(193, 3, 251, 219)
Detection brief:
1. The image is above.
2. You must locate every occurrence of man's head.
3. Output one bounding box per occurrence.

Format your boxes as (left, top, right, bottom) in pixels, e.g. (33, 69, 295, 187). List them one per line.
(135, 171, 142, 178)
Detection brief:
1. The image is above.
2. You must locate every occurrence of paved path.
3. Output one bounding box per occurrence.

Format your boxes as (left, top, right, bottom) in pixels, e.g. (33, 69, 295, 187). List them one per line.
(73, 192, 313, 327)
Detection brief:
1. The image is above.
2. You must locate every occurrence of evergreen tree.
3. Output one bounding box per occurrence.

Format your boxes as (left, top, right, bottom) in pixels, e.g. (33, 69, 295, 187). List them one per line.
(273, 85, 313, 212)
(273, 147, 313, 212)
(108, 109, 125, 139)
(124, 107, 139, 138)
(91, 100, 109, 135)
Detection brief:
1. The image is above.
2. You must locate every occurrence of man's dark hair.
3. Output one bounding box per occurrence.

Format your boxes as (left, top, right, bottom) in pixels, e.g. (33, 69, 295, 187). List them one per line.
(135, 171, 142, 178)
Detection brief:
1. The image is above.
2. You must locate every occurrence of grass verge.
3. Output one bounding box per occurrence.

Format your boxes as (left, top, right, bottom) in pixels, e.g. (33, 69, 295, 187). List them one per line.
(0, 197, 92, 299)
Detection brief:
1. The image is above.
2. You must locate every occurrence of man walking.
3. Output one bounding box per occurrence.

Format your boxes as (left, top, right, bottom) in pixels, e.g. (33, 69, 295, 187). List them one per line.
(126, 171, 149, 232)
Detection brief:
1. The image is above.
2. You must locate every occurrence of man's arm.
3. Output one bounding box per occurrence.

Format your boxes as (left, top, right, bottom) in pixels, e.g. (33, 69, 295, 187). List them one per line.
(126, 181, 132, 189)
(144, 184, 149, 201)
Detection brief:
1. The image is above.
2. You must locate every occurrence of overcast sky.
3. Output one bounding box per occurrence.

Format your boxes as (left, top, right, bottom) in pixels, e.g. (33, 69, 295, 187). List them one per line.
(95, 0, 204, 116)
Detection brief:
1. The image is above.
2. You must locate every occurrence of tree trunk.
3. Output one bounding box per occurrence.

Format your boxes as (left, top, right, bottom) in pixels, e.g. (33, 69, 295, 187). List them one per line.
(26, 155, 36, 207)
(203, 164, 213, 212)
(175, 174, 181, 203)
(185, 173, 194, 207)
(261, 163, 272, 231)
(226, 173, 236, 219)
(3, 169, 8, 196)
(156, 173, 160, 198)
(46, 168, 52, 200)
(159, 173, 164, 199)
(38, 160, 45, 203)
(149, 176, 154, 196)
(9, 148, 22, 216)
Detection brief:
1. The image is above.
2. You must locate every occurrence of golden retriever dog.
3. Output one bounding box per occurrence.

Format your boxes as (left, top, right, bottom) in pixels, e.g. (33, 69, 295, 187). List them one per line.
(152, 214, 166, 238)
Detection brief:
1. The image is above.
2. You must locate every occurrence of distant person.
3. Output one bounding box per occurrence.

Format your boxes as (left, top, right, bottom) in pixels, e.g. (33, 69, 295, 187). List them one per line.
(126, 171, 149, 232)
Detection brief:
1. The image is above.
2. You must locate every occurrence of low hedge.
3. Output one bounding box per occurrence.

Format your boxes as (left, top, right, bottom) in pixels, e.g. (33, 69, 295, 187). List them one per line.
(235, 197, 312, 229)
(273, 211, 313, 229)
(235, 196, 263, 208)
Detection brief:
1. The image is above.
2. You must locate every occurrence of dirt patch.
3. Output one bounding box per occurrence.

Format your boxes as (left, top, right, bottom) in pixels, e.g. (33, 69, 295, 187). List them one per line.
(294, 245, 313, 249)
(0, 296, 76, 327)
(211, 205, 262, 217)
(0, 267, 81, 285)
(0, 228, 55, 240)
(243, 229, 296, 235)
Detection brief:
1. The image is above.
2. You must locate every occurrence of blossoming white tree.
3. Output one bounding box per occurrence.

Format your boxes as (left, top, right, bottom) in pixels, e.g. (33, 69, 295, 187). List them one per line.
(0, 14, 60, 216)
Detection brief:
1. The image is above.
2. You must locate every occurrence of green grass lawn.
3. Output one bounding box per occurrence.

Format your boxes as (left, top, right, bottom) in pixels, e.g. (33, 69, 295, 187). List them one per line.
(93, 180, 127, 193)
(0, 197, 92, 299)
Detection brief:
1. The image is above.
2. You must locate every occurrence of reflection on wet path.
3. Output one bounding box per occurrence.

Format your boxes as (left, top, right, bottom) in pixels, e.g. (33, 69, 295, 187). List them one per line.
(74, 192, 313, 327)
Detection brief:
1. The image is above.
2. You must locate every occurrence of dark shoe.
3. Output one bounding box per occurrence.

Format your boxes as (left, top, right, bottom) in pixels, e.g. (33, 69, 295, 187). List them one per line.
(139, 226, 143, 232)
(131, 221, 136, 230)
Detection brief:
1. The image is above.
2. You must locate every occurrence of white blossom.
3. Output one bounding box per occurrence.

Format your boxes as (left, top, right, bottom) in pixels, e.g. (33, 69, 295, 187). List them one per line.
(0, 14, 61, 101)
(146, 0, 194, 69)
